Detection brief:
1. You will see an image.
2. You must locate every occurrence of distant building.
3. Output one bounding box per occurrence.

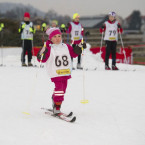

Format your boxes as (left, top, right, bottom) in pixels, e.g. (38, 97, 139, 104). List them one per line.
(123, 11, 142, 31)
(141, 16, 145, 35)
(80, 15, 107, 28)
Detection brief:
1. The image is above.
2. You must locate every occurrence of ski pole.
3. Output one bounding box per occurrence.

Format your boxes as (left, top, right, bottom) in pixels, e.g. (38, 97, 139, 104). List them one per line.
(119, 31, 127, 64)
(84, 31, 90, 43)
(0, 30, 3, 66)
(100, 32, 104, 54)
(31, 40, 37, 67)
(41, 23, 47, 45)
(39, 42, 46, 68)
(98, 32, 104, 62)
(96, 32, 104, 70)
(80, 28, 88, 104)
(0, 23, 4, 66)
(41, 23, 47, 68)
(81, 28, 85, 55)
(22, 47, 45, 115)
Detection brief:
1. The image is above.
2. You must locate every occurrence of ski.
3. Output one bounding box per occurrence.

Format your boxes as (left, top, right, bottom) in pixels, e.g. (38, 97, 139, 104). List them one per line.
(44, 111, 76, 123)
(41, 107, 73, 117)
(119, 69, 136, 72)
(85, 67, 97, 71)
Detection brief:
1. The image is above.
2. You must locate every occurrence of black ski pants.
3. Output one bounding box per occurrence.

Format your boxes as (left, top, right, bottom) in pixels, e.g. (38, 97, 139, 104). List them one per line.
(21, 40, 32, 63)
(105, 41, 117, 66)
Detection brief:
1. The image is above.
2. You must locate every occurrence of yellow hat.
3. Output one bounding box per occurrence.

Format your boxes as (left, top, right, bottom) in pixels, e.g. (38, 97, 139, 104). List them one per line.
(73, 13, 80, 20)
(42, 23, 47, 27)
(1, 23, 4, 28)
(51, 20, 58, 25)
(61, 24, 66, 28)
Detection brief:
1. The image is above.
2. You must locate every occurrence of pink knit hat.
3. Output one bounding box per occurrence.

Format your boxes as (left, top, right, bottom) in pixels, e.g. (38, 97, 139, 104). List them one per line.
(46, 28, 62, 40)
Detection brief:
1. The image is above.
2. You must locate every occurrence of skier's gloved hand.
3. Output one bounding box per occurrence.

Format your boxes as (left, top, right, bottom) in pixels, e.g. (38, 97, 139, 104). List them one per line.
(29, 27, 33, 32)
(22, 23, 26, 29)
(117, 24, 121, 29)
(78, 42, 87, 49)
(83, 43, 87, 49)
(1, 23, 4, 28)
(100, 24, 105, 33)
(100, 29, 104, 33)
(37, 44, 48, 60)
(73, 42, 87, 55)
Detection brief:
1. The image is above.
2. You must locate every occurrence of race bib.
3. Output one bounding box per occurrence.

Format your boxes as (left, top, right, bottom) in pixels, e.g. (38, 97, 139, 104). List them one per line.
(109, 37, 116, 40)
(56, 69, 71, 75)
(73, 37, 80, 40)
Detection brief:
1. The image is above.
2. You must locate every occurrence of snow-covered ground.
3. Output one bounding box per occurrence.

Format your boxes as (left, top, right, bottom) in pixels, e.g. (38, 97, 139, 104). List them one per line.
(0, 47, 145, 145)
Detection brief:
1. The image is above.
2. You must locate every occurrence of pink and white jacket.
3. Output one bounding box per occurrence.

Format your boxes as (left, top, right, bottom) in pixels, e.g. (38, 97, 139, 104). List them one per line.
(37, 40, 78, 82)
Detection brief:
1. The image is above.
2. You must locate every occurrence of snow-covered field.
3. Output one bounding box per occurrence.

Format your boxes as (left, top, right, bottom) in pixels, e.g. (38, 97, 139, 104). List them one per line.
(0, 47, 145, 145)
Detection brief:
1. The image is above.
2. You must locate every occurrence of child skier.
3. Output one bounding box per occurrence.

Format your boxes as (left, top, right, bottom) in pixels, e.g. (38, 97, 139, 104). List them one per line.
(67, 13, 84, 69)
(100, 12, 123, 70)
(50, 20, 59, 28)
(37, 27, 86, 115)
(19, 12, 36, 67)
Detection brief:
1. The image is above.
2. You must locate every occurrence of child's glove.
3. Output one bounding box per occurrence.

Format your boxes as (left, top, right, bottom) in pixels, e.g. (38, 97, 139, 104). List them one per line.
(37, 45, 48, 60)
(73, 42, 87, 55)
(1, 23, 4, 28)
(29, 27, 33, 32)
(118, 24, 121, 29)
(22, 23, 26, 29)
(100, 25, 105, 33)
(78, 42, 87, 49)
(117, 24, 123, 34)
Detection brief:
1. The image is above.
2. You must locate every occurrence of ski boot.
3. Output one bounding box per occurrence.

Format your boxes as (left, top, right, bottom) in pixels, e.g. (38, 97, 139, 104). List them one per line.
(112, 65, 119, 70)
(52, 101, 62, 115)
(77, 63, 83, 70)
(28, 62, 33, 67)
(22, 62, 27, 67)
(105, 65, 111, 70)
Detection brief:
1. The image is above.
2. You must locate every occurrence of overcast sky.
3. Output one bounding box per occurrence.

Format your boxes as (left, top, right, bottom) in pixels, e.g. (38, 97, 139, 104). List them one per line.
(0, 0, 145, 18)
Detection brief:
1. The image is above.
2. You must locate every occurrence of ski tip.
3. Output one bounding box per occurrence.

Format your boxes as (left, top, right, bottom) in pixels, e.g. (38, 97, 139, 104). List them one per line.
(67, 112, 73, 117)
(71, 116, 76, 123)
